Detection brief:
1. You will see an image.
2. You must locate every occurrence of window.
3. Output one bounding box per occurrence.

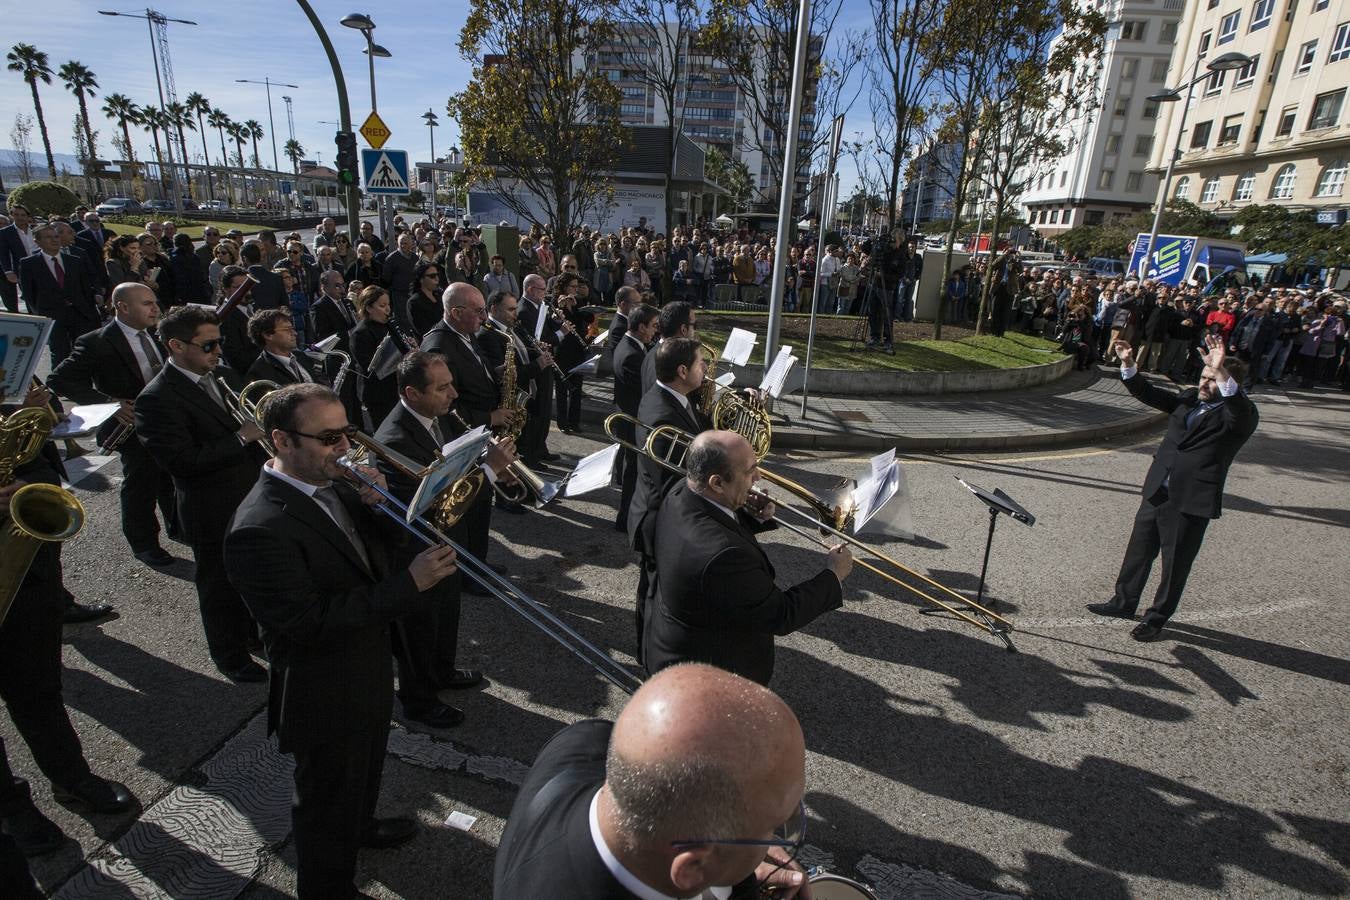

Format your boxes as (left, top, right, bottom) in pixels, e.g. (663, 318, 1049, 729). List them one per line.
(1106, 134, 1122, 153)
(1097, 169, 1115, 189)
(1208, 0, 1220, 7)
(1219, 11, 1241, 43)
(1205, 68, 1227, 94)
(1308, 89, 1345, 128)
(1251, 0, 1275, 30)
(1161, 22, 1179, 42)
(1314, 0, 1329, 10)
(1151, 59, 1170, 82)
(1296, 40, 1318, 74)
(1269, 49, 1283, 84)
(1143, 99, 1160, 118)
(1174, 176, 1191, 201)
(1126, 171, 1143, 191)
(1276, 106, 1298, 135)
(1235, 54, 1260, 86)
(1220, 114, 1243, 143)
(1114, 96, 1130, 117)
(1191, 120, 1214, 147)
(1198, 30, 1212, 60)
(1254, 110, 1266, 142)
(1061, 171, 1069, 187)
(1315, 160, 1347, 196)
(1122, 59, 1139, 79)
(1121, 20, 1148, 40)
(1288, 0, 1299, 20)
(1135, 134, 1154, 156)
(1049, 209, 1060, 224)
(1270, 164, 1297, 198)
(1201, 177, 1222, 203)
(1234, 172, 1256, 200)
(1331, 22, 1350, 61)
(620, 104, 647, 117)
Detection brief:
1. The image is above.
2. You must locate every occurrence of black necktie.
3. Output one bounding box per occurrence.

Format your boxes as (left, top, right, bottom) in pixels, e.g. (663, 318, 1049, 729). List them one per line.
(137, 330, 162, 377)
(313, 485, 372, 570)
(199, 371, 229, 410)
(430, 417, 445, 448)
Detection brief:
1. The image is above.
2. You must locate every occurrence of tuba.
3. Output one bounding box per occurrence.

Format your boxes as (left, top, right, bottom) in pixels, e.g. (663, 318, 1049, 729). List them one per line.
(0, 407, 87, 626)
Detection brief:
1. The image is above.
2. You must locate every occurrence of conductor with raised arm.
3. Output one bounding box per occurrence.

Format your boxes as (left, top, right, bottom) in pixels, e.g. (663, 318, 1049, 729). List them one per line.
(1088, 335, 1258, 641)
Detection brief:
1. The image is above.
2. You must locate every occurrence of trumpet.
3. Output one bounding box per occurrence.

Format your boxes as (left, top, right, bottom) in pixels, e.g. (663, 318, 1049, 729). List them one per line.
(448, 409, 561, 508)
(218, 377, 281, 457)
(335, 451, 642, 694)
(602, 413, 1015, 649)
(100, 405, 137, 452)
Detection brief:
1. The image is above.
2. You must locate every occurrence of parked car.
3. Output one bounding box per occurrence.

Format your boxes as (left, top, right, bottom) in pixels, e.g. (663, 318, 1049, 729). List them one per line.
(143, 199, 176, 212)
(95, 197, 144, 216)
(201, 199, 230, 212)
(1087, 256, 1127, 278)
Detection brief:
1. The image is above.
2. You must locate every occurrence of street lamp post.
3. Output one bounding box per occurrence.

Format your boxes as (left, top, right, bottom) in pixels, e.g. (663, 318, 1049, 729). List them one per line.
(294, 0, 361, 234)
(422, 109, 439, 218)
(342, 13, 393, 241)
(1139, 51, 1254, 279)
(236, 77, 299, 172)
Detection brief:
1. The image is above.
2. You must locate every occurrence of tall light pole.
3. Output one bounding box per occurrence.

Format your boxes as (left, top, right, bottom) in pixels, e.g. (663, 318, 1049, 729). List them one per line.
(98, 9, 196, 215)
(283, 95, 296, 143)
(1139, 51, 1253, 278)
(422, 109, 439, 217)
(236, 77, 298, 171)
(342, 13, 393, 239)
(294, 0, 360, 234)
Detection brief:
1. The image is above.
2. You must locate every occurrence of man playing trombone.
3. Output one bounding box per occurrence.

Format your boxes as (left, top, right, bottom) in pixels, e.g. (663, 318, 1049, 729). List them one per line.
(223, 383, 459, 899)
(49, 283, 178, 567)
(644, 430, 853, 686)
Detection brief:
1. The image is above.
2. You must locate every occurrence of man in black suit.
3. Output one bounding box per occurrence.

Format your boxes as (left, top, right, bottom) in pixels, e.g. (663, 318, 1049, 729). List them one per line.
(645, 431, 851, 684)
(420, 283, 510, 581)
(17, 224, 101, 364)
(374, 352, 516, 730)
(0, 203, 37, 313)
(49, 283, 177, 566)
(604, 285, 640, 350)
(517, 273, 560, 463)
(381, 233, 418, 331)
(1088, 336, 1258, 641)
(626, 338, 711, 659)
(225, 383, 459, 899)
(494, 663, 812, 900)
(54, 219, 107, 320)
(244, 309, 325, 386)
(135, 305, 270, 682)
(611, 303, 659, 533)
(239, 241, 286, 311)
(73, 212, 114, 298)
(478, 288, 552, 504)
(311, 269, 358, 350)
(216, 266, 263, 377)
(641, 300, 698, 396)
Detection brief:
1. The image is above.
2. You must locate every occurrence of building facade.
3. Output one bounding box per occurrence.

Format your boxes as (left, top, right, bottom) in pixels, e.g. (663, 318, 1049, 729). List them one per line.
(899, 142, 963, 229)
(1019, 0, 1184, 234)
(1151, 0, 1350, 222)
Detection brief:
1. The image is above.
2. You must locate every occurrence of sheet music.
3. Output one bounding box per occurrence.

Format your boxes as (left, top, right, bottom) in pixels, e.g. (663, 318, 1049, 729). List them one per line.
(50, 403, 121, 438)
(852, 461, 902, 531)
(533, 305, 546, 341)
(563, 443, 621, 498)
(715, 371, 736, 388)
(759, 345, 797, 399)
(0, 312, 54, 403)
(869, 448, 896, 477)
(590, 330, 608, 347)
(409, 426, 492, 522)
(722, 327, 757, 366)
(312, 333, 341, 352)
(568, 354, 601, 376)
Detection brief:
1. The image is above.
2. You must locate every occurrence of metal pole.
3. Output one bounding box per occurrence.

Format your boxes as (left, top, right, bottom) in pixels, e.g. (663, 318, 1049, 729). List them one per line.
(293, 0, 360, 234)
(801, 116, 844, 417)
(144, 13, 183, 215)
(1140, 56, 1201, 279)
(764, 0, 814, 382)
(911, 159, 922, 234)
(363, 31, 390, 245)
(264, 77, 280, 171)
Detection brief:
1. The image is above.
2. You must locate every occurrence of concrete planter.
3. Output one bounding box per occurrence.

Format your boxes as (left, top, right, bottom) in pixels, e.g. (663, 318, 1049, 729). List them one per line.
(725, 351, 1074, 397)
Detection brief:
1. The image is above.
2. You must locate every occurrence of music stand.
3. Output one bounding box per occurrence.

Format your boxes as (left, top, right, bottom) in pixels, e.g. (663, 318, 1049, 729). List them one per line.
(955, 477, 1034, 616)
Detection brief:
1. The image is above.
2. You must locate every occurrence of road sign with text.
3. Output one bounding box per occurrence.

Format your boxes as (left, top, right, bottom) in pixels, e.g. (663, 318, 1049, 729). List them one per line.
(359, 111, 391, 149)
(361, 148, 411, 195)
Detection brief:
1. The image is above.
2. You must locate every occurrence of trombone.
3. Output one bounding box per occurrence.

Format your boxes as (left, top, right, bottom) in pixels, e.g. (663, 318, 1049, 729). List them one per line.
(335, 452, 643, 694)
(603, 413, 1016, 650)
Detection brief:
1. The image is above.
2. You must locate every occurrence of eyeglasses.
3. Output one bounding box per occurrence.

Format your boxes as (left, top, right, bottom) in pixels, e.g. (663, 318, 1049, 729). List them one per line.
(288, 250, 302, 256)
(285, 424, 358, 446)
(186, 338, 226, 353)
(670, 800, 806, 869)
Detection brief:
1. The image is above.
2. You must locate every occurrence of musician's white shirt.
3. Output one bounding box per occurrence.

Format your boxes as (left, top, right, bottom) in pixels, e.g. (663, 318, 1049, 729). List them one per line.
(398, 399, 497, 484)
(588, 790, 733, 900)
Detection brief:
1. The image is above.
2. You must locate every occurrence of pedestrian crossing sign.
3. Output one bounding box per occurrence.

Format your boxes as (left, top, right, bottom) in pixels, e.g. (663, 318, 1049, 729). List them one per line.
(361, 148, 411, 195)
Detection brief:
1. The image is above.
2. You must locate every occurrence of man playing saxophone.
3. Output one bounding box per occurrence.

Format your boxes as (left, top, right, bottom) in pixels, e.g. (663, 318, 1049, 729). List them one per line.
(479, 289, 552, 513)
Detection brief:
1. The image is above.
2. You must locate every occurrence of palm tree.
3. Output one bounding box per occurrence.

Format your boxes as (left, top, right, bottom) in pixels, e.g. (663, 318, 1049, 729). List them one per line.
(284, 139, 305, 175)
(227, 121, 248, 169)
(245, 119, 264, 169)
(6, 43, 57, 178)
(166, 101, 194, 171)
(141, 106, 169, 189)
(185, 91, 214, 199)
(57, 60, 100, 192)
(206, 108, 231, 168)
(102, 93, 141, 164)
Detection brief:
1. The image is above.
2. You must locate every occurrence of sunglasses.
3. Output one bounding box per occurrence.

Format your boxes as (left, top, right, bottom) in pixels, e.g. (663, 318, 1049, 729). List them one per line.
(285, 424, 358, 446)
(187, 338, 226, 353)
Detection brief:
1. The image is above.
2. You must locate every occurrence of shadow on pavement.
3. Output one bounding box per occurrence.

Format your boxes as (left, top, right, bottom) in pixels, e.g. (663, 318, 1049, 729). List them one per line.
(1163, 622, 1350, 688)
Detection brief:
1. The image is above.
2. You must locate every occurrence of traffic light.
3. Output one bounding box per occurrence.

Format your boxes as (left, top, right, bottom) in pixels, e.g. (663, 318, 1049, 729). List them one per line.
(335, 131, 358, 187)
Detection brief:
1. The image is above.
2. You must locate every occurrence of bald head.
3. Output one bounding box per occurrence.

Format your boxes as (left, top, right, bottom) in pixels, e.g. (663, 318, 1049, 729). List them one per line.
(112, 282, 161, 330)
(442, 281, 487, 335)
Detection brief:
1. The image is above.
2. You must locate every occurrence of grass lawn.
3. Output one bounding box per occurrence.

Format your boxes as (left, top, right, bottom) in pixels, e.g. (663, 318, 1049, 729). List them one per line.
(598, 309, 1066, 372)
(104, 220, 266, 239)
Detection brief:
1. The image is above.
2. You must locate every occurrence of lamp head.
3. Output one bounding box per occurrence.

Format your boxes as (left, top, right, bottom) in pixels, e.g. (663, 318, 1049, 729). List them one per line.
(363, 44, 392, 58)
(1147, 90, 1183, 103)
(1207, 51, 1254, 72)
(340, 13, 374, 30)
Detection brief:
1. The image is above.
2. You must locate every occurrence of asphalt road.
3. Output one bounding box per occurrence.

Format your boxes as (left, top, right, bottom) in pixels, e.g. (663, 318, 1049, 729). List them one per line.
(8, 381, 1348, 899)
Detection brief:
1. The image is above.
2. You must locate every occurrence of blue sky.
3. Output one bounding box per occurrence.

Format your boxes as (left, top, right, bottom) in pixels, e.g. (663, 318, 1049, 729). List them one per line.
(4, 0, 874, 194)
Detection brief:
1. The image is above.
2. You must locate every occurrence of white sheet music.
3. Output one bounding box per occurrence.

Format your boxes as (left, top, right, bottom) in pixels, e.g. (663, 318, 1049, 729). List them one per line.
(409, 426, 492, 522)
(759, 345, 797, 398)
(568, 354, 601, 376)
(722, 327, 757, 366)
(564, 443, 621, 497)
(533, 305, 546, 341)
(50, 403, 121, 438)
(715, 371, 736, 388)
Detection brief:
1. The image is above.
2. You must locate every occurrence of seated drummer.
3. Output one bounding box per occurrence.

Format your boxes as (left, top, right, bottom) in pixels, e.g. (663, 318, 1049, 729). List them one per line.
(494, 663, 813, 899)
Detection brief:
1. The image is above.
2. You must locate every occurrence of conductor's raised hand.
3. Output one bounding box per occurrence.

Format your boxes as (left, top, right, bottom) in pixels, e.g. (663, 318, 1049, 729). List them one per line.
(409, 544, 458, 591)
(1111, 340, 1135, 368)
(1198, 333, 1227, 369)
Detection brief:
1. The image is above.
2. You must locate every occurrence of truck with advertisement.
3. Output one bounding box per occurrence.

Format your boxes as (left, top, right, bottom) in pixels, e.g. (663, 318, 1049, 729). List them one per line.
(1128, 233, 1248, 289)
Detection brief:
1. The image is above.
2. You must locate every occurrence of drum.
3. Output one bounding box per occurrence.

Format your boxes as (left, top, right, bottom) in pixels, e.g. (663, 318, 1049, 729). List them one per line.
(808, 872, 878, 899)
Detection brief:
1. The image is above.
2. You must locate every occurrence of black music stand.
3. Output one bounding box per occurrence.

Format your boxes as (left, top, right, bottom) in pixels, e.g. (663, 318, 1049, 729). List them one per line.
(956, 477, 1034, 615)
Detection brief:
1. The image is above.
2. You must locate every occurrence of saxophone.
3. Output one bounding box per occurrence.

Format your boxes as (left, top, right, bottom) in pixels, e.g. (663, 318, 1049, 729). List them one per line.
(496, 340, 528, 442)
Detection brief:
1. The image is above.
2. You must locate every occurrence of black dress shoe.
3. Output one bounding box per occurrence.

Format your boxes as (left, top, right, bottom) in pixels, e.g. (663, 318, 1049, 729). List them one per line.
(133, 547, 175, 567)
(1131, 623, 1165, 642)
(361, 815, 418, 849)
(62, 601, 114, 625)
(441, 668, 484, 690)
(220, 660, 267, 683)
(540, 450, 561, 462)
(2, 805, 66, 856)
(53, 776, 136, 814)
(1086, 602, 1135, 620)
(401, 702, 465, 730)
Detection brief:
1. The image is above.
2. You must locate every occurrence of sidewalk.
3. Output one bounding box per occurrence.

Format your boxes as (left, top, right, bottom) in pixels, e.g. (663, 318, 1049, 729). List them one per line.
(580, 367, 1167, 452)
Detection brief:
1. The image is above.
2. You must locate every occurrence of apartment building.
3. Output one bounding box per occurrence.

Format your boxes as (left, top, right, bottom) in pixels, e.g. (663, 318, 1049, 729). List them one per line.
(899, 142, 963, 228)
(1151, 0, 1350, 221)
(1019, 0, 1184, 234)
